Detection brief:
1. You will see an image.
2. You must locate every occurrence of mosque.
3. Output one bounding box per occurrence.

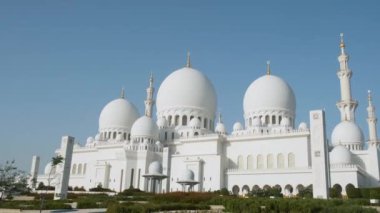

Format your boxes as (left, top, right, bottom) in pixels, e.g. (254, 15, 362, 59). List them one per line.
(30, 34, 380, 198)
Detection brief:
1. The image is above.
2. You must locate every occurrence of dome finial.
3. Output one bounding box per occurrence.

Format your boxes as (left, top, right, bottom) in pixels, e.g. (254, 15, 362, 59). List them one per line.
(120, 87, 125, 99)
(218, 112, 223, 123)
(368, 90, 373, 105)
(186, 51, 191, 68)
(340, 33, 346, 54)
(266, 60, 271, 75)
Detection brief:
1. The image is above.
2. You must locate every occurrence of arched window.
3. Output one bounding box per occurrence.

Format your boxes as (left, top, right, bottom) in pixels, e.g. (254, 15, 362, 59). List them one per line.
(128, 133, 131, 141)
(204, 118, 208, 129)
(267, 154, 274, 168)
(113, 132, 117, 139)
(78, 164, 82, 174)
(72, 164, 77, 175)
(164, 132, 168, 140)
(168, 115, 172, 126)
(123, 133, 127, 140)
(247, 155, 253, 170)
(237, 155, 244, 170)
(175, 115, 179, 126)
(272, 115, 276, 124)
(278, 116, 282, 125)
(83, 164, 87, 175)
(182, 115, 187, 126)
(257, 155, 263, 169)
(171, 132, 175, 140)
(288, 153, 295, 168)
(265, 115, 270, 124)
(277, 153, 285, 168)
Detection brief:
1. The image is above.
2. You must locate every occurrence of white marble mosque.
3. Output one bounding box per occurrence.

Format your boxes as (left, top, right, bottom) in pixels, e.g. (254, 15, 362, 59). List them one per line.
(30, 34, 380, 199)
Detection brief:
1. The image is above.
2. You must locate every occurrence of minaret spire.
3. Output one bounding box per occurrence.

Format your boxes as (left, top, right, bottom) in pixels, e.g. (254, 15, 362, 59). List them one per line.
(218, 112, 223, 123)
(144, 73, 155, 117)
(266, 60, 271, 75)
(120, 87, 125, 99)
(367, 90, 378, 144)
(186, 51, 191, 68)
(336, 33, 358, 121)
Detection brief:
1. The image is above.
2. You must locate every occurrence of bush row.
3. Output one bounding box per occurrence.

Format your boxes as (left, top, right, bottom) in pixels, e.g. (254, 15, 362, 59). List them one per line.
(0, 200, 71, 210)
(107, 202, 210, 213)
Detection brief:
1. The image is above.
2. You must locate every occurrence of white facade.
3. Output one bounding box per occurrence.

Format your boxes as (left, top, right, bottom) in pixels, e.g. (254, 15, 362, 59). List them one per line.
(34, 35, 380, 197)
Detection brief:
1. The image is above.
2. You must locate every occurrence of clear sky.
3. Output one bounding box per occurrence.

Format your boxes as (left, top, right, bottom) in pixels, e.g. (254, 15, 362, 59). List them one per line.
(1, 0, 379, 172)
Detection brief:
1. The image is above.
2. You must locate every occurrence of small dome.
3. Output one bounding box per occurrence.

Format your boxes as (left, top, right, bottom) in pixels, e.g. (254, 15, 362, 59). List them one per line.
(298, 122, 308, 131)
(189, 118, 201, 129)
(131, 116, 159, 140)
(280, 117, 290, 126)
(156, 66, 217, 118)
(148, 161, 163, 174)
(233, 122, 243, 131)
(156, 117, 168, 128)
(180, 169, 195, 181)
(86, 137, 94, 144)
(330, 145, 352, 165)
(99, 98, 139, 132)
(244, 75, 296, 118)
(215, 123, 226, 134)
(331, 121, 364, 146)
(252, 117, 262, 127)
(44, 162, 56, 175)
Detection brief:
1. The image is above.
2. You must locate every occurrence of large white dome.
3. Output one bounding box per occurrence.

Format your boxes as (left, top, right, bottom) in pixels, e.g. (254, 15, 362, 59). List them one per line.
(244, 75, 296, 115)
(330, 145, 352, 165)
(331, 121, 364, 147)
(99, 98, 139, 132)
(131, 116, 159, 140)
(156, 67, 217, 118)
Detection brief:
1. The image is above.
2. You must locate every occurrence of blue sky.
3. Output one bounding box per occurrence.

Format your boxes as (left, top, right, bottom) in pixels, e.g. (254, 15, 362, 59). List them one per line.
(0, 0, 379, 172)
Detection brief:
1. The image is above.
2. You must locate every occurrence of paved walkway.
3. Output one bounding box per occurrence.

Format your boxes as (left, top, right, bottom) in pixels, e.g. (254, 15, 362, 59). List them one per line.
(0, 209, 107, 213)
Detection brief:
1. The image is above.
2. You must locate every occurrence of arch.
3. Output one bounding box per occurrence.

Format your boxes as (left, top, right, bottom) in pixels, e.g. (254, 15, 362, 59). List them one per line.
(288, 153, 295, 168)
(273, 184, 282, 192)
(272, 115, 276, 124)
(247, 155, 253, 170)
(284, 184, 293, 195)
(296, 184, 304, 193)
(263, 185, 271, 191)
(171, 132, 175, 140)
(168, 115, 172, 126)
(182, 115, 187, 126)
(194, 132, 199, 136)
(232, 185, 240, 195)
(204, 118, 208, 129)
(265, 115, 270, 125)
(128, 133, 131, 141)
(333, 183, 342, 194)
(175, 115, 179, 126)
(72, 164, 77, 175)
(83, 164, 87, 175)
(345, 183, 355, 192)
(209, 120, 212, 130)
(123, 132, 127, 140)
(237, 155, 244, 170)
(267, 154, 274, 169)
(257, 154, 263, 169)
(252, 185, 260, 192)
(278, 116, 282, 125)
(277, 153, 285, 168)
(77, 164, 82, 175)
(113, 132, 117, 139)
(242, 185, 250, 195)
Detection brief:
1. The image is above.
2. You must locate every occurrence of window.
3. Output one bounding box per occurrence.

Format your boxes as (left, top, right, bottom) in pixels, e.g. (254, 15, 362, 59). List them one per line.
(72, 164, 77, 174)
(204, 118, 208, 128)
(265, 115, 269, 124)
(277, 154, 285, 168)
(288, 153, 295, 168)
(171, 132, 175, 140)
(238, 155, 244, 170)
(257, 155, 263, 169)
(168, 116, 172, 126)
(175, 115, 179, 126)
(165, 132, 168, 140)
(113, 132, 117, 139)
(267, 154, 274, 168)
(272, 115, 276, 124)
(247, 155, 253, 170)
(83, 164, 87, 174)
(182, 115, 187, 125)
(78, 164, 82, 174)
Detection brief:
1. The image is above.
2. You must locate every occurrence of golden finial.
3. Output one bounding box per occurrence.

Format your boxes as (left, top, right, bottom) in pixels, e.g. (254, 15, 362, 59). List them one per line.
(186, 51, 191, 68)
(266, 60, 271, 75)
(120, 87, 125, 99)
(340, 33, 345, 49)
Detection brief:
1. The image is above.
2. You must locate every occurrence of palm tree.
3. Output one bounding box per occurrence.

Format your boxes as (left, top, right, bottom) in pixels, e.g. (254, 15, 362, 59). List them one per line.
(40, 155, 64, 212)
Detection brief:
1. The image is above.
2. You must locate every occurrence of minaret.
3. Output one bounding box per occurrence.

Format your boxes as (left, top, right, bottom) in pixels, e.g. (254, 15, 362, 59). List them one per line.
(144, 73, 155, 117)
(367, 90, 378, 144)
(336, 33, 358, 121)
